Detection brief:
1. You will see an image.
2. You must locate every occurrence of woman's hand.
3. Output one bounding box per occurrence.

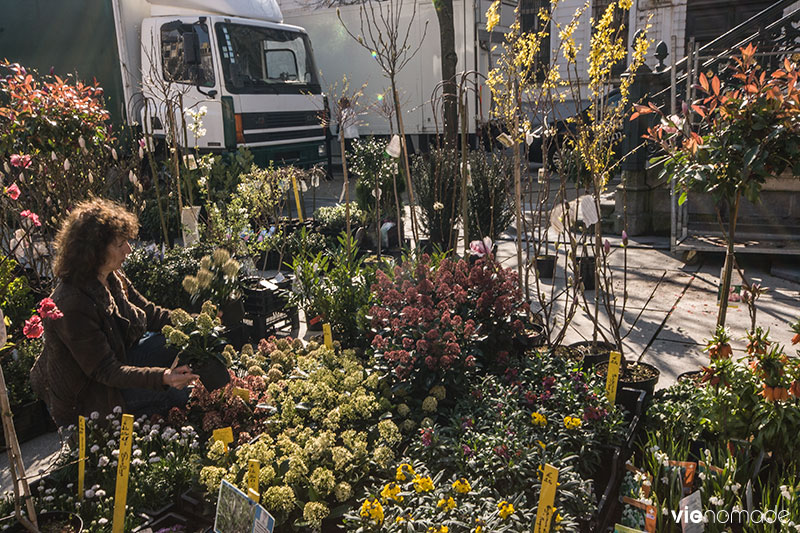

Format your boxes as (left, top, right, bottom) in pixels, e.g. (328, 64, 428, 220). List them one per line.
(163, 365, 199, 389)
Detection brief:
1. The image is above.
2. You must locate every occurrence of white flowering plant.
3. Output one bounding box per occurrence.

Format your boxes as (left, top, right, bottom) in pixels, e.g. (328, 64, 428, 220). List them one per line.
(14, 408, 202, 531)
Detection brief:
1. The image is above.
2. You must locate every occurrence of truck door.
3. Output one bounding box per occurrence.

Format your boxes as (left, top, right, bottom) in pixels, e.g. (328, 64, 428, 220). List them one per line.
(140, 18, 226, 151)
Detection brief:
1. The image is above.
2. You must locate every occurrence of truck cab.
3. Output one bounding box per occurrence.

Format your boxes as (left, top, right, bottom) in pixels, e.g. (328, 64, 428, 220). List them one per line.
(139, 13, 327, 167)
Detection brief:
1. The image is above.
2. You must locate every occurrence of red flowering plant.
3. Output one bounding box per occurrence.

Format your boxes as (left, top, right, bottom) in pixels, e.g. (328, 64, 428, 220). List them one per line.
(369, 252, 530, 397)
(0, 61, 137, 287)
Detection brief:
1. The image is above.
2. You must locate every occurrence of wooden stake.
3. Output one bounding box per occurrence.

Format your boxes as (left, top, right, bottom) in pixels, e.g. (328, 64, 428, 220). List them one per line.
(0, 364, 38, 531)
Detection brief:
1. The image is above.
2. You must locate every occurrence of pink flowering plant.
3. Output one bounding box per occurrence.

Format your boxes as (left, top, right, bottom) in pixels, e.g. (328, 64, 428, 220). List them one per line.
(369, 252, 530, 395)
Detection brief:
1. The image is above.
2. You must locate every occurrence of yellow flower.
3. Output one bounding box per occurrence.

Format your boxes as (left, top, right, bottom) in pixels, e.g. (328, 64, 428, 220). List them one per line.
(359, 497, 384, 525)
(531, 412, 547, 427)
(498, 500, 515, 520)
(396, 463, 415, 482)
(564, 416, 582, 430)
(380, 482, 403, 503)
(474, 518, 486, 533)
(485, 0, 500, 32)
(428, 527, 449, 533)
(412, 475, 434, 493)
(452, 478, 471, 494)
(437, 496, 456, 511)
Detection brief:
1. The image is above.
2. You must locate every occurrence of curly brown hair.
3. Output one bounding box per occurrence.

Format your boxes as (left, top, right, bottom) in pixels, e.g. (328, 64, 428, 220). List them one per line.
(53, 198, 139, 285)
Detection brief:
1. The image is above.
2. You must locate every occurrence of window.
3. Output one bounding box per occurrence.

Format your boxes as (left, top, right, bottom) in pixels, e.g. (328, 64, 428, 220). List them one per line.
(520, 0, 550, 81)
(216, 22, 320, 94)
(161, 22, 215, 87)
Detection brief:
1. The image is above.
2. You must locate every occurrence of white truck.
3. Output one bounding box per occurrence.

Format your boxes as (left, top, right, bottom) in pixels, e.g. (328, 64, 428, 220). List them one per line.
(278, 0, 508, 150)
(0, 0, 328, 167)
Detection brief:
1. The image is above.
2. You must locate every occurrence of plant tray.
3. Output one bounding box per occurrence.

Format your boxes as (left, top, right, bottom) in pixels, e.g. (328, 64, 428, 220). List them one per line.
(0, 400, 56, 451)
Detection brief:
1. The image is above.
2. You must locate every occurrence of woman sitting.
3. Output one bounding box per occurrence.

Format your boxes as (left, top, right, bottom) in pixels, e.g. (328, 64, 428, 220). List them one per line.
(32, 198, 197, 427)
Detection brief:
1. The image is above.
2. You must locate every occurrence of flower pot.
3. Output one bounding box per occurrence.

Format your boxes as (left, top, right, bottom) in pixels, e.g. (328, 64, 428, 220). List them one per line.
(220, 298, 245, 329)
(578, 256, 595, 290)
(552, 345, 584, 367)
(8, 511, 83, 532)
(677, 370, 704, 385)
(0, 399, 56, 450)
(535, 254, 556, 279)
(595, 361, 660, 401)
(569, 340, 616, 370)
(192, 357, 230, 392)
(516, 323, 546, 350)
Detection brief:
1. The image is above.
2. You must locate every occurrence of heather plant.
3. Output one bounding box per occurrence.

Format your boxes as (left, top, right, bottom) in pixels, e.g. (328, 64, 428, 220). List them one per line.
(369, 253, 529, 396)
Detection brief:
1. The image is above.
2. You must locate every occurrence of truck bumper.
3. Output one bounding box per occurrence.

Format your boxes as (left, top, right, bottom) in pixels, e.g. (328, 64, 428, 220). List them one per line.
(246, 140, 327, 168)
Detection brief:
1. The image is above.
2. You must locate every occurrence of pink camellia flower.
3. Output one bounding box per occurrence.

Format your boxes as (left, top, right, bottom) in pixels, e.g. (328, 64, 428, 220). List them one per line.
(23, 315, 44, 339)
(37, 297, 64, 320)
(5, 183, 20, 200)
(10, 154, 32, 169)
(468, 236, 493, 257)
(20, 209, 42, 227)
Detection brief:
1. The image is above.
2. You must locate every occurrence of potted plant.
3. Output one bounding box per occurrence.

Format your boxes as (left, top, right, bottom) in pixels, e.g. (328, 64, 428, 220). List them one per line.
(163, 303, 230, 391)
(638, 44, 800, 328)
(182, 248, 243, 331)
(7, 511, 83, 532)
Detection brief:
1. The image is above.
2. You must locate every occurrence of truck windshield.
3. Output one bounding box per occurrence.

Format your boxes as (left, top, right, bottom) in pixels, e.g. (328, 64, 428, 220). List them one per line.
(216, 22, 321, 94)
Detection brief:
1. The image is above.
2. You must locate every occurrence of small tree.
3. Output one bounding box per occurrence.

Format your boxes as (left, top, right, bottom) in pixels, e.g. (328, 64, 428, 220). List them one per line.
(638, 44, 800, 327)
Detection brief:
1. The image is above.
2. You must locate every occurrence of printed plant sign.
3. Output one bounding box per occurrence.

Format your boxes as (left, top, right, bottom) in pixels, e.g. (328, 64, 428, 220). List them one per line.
(215, 480, 275, 533)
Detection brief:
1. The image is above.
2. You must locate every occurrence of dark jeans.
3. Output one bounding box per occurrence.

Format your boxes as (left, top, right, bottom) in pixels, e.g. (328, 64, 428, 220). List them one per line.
(121, 333, 190, 419)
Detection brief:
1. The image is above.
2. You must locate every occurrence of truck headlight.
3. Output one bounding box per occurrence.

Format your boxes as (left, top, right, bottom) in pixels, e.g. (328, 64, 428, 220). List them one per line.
(318, 144, 326, 157)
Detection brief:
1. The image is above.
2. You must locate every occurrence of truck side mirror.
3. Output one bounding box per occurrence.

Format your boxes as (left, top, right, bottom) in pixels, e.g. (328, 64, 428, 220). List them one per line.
(183, 31, 201, 66)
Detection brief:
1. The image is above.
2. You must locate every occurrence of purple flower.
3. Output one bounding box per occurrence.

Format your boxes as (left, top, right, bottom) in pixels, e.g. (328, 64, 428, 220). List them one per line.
(462, 444, 474, 457)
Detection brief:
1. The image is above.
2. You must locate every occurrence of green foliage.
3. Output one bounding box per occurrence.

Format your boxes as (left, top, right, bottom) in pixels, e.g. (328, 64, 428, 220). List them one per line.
(314, 203, 365, 233)
(0, 337, 42, 406)
(123, 242, 214, 312)
(412, 148, 461, 251)
(466, 150, 514, 241)
(350, 138, 403, 220)
(0, 255, 35, 339)
(182, 248, 242, 306)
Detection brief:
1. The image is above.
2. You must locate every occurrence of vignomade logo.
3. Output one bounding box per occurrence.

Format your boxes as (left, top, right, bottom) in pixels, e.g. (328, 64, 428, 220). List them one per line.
(671, 505, 792, 526)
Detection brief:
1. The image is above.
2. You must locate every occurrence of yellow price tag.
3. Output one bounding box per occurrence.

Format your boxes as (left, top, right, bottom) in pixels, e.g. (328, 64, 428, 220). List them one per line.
(212, 426, 234, 452)
(534, 463, 559, 533)
(605, 351, 622, 403)
(291, 174, 304, 222)
(112, 414, 134, 533)
(78, 415, 86, 501)
(232, 387, 251, 403)
(247, 459, 260, 494)
(323, 323, 333, 349)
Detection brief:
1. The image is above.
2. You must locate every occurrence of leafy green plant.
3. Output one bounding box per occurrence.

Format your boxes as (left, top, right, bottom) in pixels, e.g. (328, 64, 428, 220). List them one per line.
(466, 150, 514, 241)
(163, 303, 229, 368)
(314, 203, 365, 234)
(182, 247, 242, 306)
(0, 254, 35, 339)
(0, 337, 42, 406)
(123, 242, 214, 311)
(640, 44, 800, 327)
(412, 148, 461, 251)
(350, 138, 404, 221)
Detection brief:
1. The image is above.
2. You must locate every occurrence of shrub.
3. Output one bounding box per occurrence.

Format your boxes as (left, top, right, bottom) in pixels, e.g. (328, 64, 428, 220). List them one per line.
(466, 150, 514, 241)
(350, 138, 403, 221)
(314, 203, 364, 233)
(369, 253, 529, 395)
(412, 148, 460, 251)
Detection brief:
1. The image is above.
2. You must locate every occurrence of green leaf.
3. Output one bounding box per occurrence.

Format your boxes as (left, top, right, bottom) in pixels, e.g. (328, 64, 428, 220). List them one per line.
(744, 145, 759, 167)
(678, 191, 688, 205)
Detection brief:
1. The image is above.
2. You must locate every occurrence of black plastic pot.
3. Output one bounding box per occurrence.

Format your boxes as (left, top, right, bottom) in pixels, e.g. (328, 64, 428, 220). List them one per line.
(193, 357, 231, 392)
(596, 361, 661, 401)
(535, 254, 556, 279)
(0, 400, 56, 450)
(677, 370, 704, 384)
(569, 340, 616, 370)
(578, 256, 595, 290)
(220, 298, 245, 329)
(8, 511, 83, 532)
